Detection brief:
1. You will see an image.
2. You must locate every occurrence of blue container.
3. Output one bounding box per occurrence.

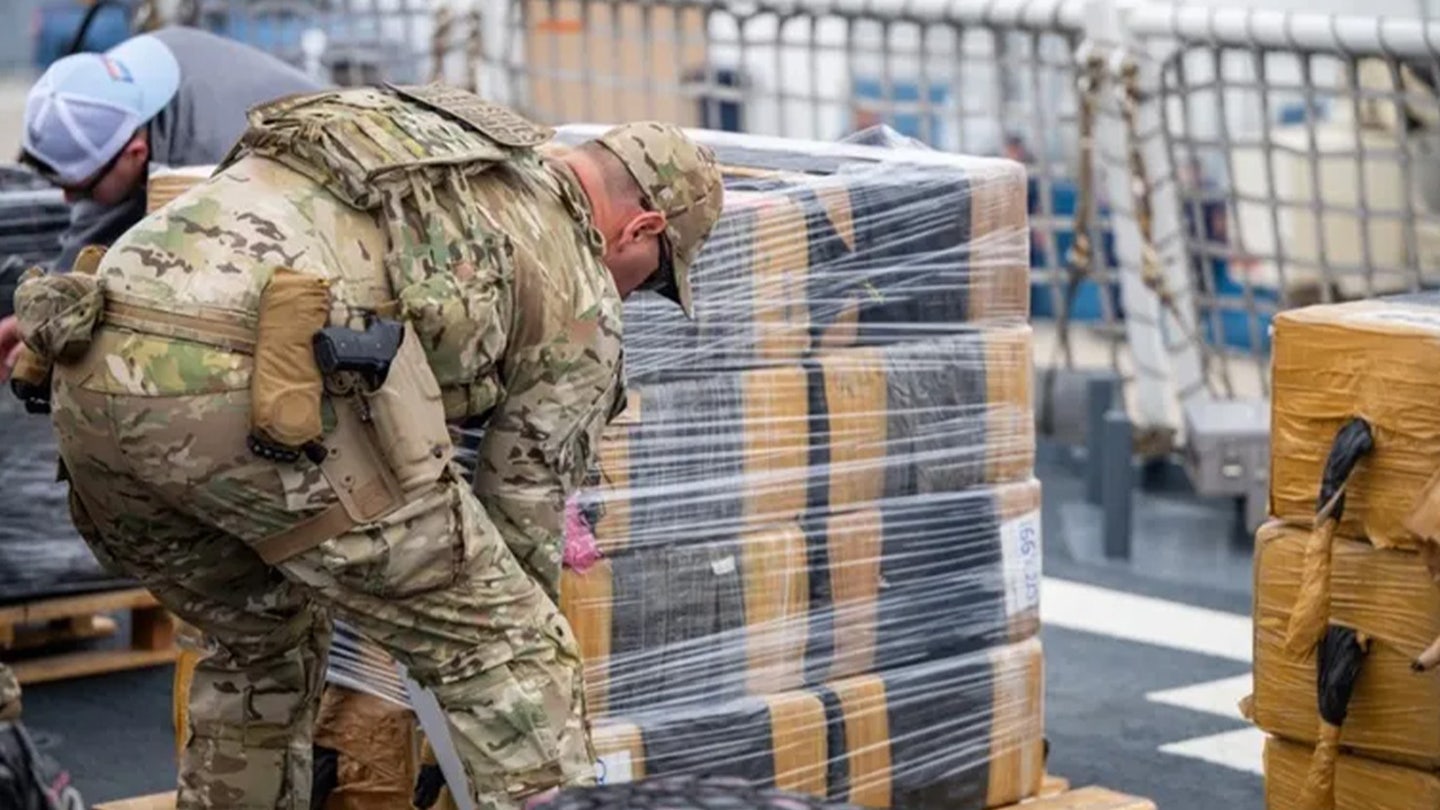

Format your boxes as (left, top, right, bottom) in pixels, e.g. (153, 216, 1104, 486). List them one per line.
(1028, 177, 1123, 322)
(32, 0, 136, 70)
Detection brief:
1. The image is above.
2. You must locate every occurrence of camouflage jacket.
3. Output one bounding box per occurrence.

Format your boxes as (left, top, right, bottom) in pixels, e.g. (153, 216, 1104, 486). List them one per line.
(98, 85, 626, 600)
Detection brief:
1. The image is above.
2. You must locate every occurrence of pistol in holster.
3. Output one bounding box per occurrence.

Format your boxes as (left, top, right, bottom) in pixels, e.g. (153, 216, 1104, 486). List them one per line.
(245, 268, 455, 566)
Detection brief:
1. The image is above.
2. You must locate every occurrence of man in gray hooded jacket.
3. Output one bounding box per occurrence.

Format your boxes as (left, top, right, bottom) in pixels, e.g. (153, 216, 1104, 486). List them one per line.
(0, 24, 325, 379)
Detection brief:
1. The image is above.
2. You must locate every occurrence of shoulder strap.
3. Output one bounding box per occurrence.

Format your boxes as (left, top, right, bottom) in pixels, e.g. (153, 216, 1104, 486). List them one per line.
(384, 83, 555, 148)
(220, 86, 524, 211)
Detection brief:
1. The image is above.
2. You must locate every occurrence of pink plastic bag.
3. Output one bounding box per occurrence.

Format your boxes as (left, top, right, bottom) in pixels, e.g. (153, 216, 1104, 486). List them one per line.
(563, 497, 601, 573)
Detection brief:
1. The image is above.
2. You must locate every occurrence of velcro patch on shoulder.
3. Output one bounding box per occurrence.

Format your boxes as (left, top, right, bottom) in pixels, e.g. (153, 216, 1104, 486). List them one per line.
(385, 83, 555, 148)
(246, 88, 336, 123)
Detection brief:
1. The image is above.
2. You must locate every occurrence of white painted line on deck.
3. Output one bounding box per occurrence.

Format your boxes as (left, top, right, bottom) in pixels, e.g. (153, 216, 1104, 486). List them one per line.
(1147, 674, 1254, 720)
(1040, 576, 1253, 663)
(1158, 727, 1267, 776)
(1040, 577, 1264, 777)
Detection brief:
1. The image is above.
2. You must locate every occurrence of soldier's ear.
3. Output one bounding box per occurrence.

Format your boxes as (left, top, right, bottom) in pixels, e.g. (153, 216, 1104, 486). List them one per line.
(622, 211, 666, 242)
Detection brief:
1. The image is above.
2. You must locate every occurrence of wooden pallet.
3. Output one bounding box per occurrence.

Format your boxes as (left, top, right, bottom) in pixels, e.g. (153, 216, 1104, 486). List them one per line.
(0, 588, 178, 685)
(93, 794, 173, 810)
(1039, 774, 1072, 797)
(96, 775, 1098, 810)
(1013, 785, 1158, 809)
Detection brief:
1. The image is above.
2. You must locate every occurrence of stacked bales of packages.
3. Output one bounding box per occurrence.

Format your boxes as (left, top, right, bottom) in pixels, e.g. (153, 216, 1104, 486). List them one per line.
(166, 128, 1039, 807)
(1, 167, 131, 603)
(1250, 295, 1440, 810)
(534, 126, 1043, 809)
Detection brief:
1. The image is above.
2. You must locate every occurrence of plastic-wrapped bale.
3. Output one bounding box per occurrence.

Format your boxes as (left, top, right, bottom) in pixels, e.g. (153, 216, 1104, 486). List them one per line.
(582, 326, 1034, 553)
(0, 170, 71, 320)
(0, 189, 69, 260)
(326, 622, 413, 708)
(618, 185, 815, 381)
(804, 479, 1041, 684)
(171, 624, 469, 810)
(582, 364, 812, 550)
(1264, 735, 1440, 810)
(561, 537, 753, 715)
(0, 391, 133, 603)
(567, 128, 1029, 385)
(807, 327, 1032, 514)
(562, 480, 1039, 713)
(1269, 293, 1440, 548)
(1251, 521, 1440, 770)
(590, 638, 1044, 810)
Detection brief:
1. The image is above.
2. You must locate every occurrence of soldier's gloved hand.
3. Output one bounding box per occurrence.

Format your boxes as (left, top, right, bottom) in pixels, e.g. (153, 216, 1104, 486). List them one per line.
(413, 763, 447, 809)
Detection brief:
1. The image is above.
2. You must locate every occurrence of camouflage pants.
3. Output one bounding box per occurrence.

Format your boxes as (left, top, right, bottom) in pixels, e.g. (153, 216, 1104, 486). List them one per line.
(50, 342, 597, 810)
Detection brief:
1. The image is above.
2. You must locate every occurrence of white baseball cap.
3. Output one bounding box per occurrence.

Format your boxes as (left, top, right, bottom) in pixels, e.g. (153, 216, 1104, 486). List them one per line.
(23, 34, 181, 185)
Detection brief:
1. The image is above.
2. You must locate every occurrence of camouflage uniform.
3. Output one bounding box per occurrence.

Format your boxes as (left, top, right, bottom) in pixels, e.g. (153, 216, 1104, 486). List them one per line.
(0, 663, 19, 722)
(15, 85, 721, 810)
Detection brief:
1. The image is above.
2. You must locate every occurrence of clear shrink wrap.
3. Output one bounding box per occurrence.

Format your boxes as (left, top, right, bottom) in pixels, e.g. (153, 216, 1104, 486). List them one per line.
(463, 127, 1040, 809)
(0, 384, 133, 603)
(160, 127, 1040, 808)
(588, 638, 1046, 809)
(548, 127, 1031, 384)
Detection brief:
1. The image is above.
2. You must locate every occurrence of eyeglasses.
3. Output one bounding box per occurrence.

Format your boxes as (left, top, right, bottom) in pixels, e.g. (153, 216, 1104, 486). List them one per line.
(19, 146, 125, 198)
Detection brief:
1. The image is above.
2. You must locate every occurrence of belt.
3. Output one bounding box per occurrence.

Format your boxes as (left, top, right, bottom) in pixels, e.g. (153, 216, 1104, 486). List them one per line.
(103, 290, 258, 354)
(96, 289, 409, 566)
(100, 292, 403, 355)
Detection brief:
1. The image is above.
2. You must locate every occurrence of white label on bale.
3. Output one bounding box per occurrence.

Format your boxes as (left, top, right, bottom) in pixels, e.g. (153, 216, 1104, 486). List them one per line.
(1000, 510, 1043, 617)
(596, 750, 633, 784)
(712, 555, 737, 576)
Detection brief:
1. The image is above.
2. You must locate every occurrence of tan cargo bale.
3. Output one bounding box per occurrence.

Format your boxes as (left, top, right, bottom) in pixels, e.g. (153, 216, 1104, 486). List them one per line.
(1269, 297, 1440, 550)
(1265, 736, 1440, 810)
(1252, 521, 1440, 770)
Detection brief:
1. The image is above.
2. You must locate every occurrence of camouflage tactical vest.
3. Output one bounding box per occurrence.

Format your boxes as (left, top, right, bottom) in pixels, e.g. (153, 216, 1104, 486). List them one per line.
(217, 83, 556, 421)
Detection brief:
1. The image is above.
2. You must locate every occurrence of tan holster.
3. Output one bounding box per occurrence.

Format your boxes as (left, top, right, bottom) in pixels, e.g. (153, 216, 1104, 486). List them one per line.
(254, 326, 454, 565)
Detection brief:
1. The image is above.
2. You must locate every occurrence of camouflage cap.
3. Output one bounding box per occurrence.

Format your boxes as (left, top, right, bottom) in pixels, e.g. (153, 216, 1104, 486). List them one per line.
(596, 121, 723, 319)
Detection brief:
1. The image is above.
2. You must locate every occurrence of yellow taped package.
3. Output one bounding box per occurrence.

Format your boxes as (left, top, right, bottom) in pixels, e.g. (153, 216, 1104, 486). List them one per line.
(1270, 296, 1440, 548)
(1265, 735, 1440, 810)
(1252, 521, 1440, 769)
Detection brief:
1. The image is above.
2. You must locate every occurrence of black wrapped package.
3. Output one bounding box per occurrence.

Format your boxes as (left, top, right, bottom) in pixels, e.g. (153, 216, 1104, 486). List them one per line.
(588, 638, 1046, 810)
(580, 326, 1033, 552)
(0, 395, 131, 604)
(559, 479, 1040, 713)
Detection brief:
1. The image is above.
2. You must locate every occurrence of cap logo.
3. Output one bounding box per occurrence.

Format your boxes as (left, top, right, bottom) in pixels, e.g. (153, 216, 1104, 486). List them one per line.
(101, 56, 133, 83)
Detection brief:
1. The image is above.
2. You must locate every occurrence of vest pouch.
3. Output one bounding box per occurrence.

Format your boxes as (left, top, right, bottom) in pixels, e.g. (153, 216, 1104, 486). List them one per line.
(252, 268, 331, 452)
(363, 324, 454, 494)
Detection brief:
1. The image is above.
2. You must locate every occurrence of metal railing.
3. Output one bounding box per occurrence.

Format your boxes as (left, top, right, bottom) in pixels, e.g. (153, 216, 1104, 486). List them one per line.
(126, 0, 1440, 452)
(484, 0, 1440, 450)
